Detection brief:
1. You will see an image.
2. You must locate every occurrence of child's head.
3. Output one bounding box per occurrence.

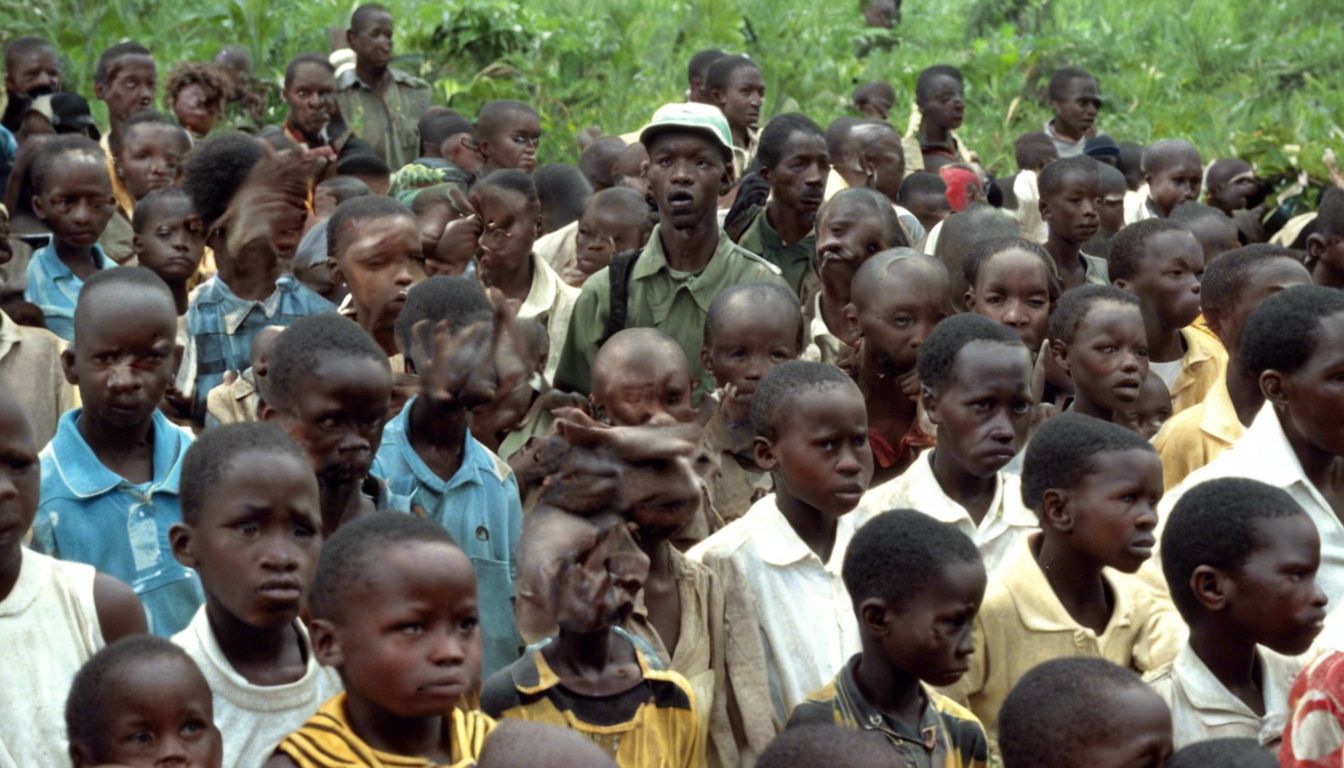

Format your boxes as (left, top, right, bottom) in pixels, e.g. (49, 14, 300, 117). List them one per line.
(1038, 155, 1102, 247)
(1083, 134, 1121, 167)
(1141, 139, 1203, 217)
(66, 636, 223, 768)
(1013, 130, 1058, 173)
(1110, 218, 1204, 333)
(346, 3, 395, 70)
(963, 236, 1059, 350)
(914, 65, 965, 133)
(4, 36, 61, 97)
(1200, 243, 1310, 354)
(477, 720, 619, 768)
(1117, 373, 1171, 440)
(309, 511, 480, 715)
(1203, 158, 1261, 213)
(897, 171, 951, 233)
(932, 204, 1017, 301)
(1021, 412, 1161, 573)
(757, 724, 897, 768)
(705, 54, 765, 138)
(132, 187, 205, 288)
(250, 325, 283, 383)
(172, 423, 321, 632)
(0, 386, 38, 570)
(335, 151, 392, 196)
(844, 509, 985, 686)
(315, 173, 371, 219)
(1048, 285, 1147, 416)
(574, 187, 652, 280)
(419, 107, 482, 174)
(702, 281, 805, 423)
(471, 169, 542, 284)
(1096, 162, 1127, 235)
(750, 361, 873, 517)
(93, 42, 156, 126)
(685, 48, 726, 103)
(999, 657, 1171, 768)
(31, 134, 116, 248)
(1170, 200, 1240, 264)
(281, 53, 336, 141)
(1047, 67, 1100, 140)
(814, 186, 906, 298)
(65, 267, 178, 428)
(262, 314, 393, 487)
(851, 80, 895, 121)
(1308, 187, 1344, 288)
(476, 99, 541, 173)
(1162, 477, 1326, 655)
(918, 313, 1034, 476)
(939, 163, 983, 211)
(845, 249, 951, 377)
(326, 195, 416, 333)
(845, 121, 906, 202)
(181, 130, 264, 237)
(755, 112, 828, 221)
(577, 135, 628, 191)
(1118, 141, 1144, 190)
(591, 327, 695, 426)
(164, 62, 229, 139)
(1166, 738, 1278, 768)
(535, 164, 592, 236)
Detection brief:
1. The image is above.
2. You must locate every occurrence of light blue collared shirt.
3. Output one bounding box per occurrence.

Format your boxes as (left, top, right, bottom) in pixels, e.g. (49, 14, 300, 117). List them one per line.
(24, 239, 112, 341)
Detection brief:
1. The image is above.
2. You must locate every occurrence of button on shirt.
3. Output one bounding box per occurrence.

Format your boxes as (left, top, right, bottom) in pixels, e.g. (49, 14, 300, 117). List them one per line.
(518, 251, 579, 382)
(735, 207, 816, 297)
(32, 408, 202, 636)
(373, 397, 524, 676)
(24, 240, 112, 341)
(333, 68, 432, 170)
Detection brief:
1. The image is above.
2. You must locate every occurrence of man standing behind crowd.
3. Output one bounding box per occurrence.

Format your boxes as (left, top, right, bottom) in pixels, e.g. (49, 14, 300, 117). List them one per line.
(334, 3, 431, 169)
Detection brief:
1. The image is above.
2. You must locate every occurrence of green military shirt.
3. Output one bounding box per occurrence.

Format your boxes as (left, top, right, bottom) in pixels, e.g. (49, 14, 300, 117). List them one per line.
(554, 224, 785, 397)
(333, 67, 432, 170)
(735, 207, 816, 297)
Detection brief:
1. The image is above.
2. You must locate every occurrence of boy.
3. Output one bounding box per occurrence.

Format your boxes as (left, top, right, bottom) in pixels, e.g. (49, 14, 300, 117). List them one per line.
(1171, 739, 1278, 768)
(1009, 130, 1058, 243)
(1305, 187, 1344, 289)
(897, 171, 951, 240)
(24, 135, 116, 341)
(1110, 218, 1224, 414)
(758, 724, 900, 767)
(861, 313, 1037, 576)
(1038, 156, 1109, 290)
(686, 48, 726, 103)
(843, 249, 947, 482)
(534, 163, 591, 235)
(1149, 477, 1327, 749)
(690, 361, 873, 758)
(903, 65, 976, 173)
(0, 386, 145, 768)
(476, 99, 542, 174)
(962, 236, 1058, 353)
(788, 509, 990, 767)
(334, 151, 391, 195)
(111, 110, 191, 224)
(852, 80, 895, 121)
(1171, 200, 1241, 266)
(412, 107, 482, 177)
(334, 4, 432, 169)
(325, 195, 416, 359)
(207, 325, 280, 427)
(735, 113, 829, 295)
(33, 267, 202, 636)
(1047, 284, 1148, 424)
(1043, 67, 1101, 158)
(701, 281, 804, 521)
(374, 275, 524, 676)
(705, 55, 765, 177)
(1127, 139, 1204, 224)
(267, 512, 496, 766)
(477, 721, 619, 768)
(570, 186, 653, 287)
(1117, 373, 1172, 440)
(3, 36, 62, 131)
(946, 413, 1182, 745)
(997, 657, 1173, 768)
(93, 42, 156, 139)
(1083, 162, 1127, 258)
(65, 636, 224, 768)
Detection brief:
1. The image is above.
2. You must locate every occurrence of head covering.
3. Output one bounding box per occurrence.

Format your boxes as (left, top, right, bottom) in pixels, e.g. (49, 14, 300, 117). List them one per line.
(938, 165, 979, 212)
(1083, 134, 1120, 161)
(638, 102, 734, 163)
(26, 93, 100, 141)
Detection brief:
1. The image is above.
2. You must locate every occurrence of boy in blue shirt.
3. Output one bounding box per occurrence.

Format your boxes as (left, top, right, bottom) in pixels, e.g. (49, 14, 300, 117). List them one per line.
(33, 266, 201, 635)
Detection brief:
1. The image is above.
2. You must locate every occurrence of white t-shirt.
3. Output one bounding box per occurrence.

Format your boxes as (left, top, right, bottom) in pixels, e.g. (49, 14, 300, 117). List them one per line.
(1149, 358, 1183, 390)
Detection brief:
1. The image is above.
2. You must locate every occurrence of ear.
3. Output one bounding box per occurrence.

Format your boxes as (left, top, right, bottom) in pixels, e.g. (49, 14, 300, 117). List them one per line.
(1202, 308, 1225, 341)
(68, 741, 96, 768)
(700, 345, 714, 379)
(259, 401, 279, 422)
(344, 29, 357, 49)
(842, 301, 862, 340)
(476, 137, 492, 162)
(921, 385, 942, 425)
(758, 166, 773, 185)
(1049, 338, 1069, 377)
(1041, 488, 1073, 532)
(753, 435, 779, 472)
(719, 164, 734, 198)
(1112, 277, 1130, 292)
(1038, 196, 1052, 219)
(1190, 565, 1231, 612)
(1144, 171, 1154, 187)
(1307, 232, 1326, 262)
(1260, 369, 1288, 407)
(309, 618, 344, 668)
(327, 257, 344, 287)
(31, 193, 46, 223)
(708, 88, 726, 108)
(93, 80, 106, 101)
(963, 290, 977, 310)
(60, 348, 77, 385)
(168, 522, 198, 568)
(131, 233, 144, 258)
(533, 213, 544, 240)
(858, 598, 892, 637)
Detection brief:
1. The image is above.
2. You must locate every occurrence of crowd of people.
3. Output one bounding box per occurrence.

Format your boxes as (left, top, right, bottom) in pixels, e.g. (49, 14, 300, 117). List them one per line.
(3, 3, 1344, 767)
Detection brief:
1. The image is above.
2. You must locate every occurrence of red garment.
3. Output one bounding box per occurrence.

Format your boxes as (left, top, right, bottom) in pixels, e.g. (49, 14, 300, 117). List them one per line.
(1282, 650, 1344, 767)
(939, 166, 980, 212)
(868, 424, 935, 472)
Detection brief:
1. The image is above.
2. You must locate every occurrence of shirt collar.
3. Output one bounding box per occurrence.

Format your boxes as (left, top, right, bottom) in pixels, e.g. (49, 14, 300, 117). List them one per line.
(1224, 403, 1314, 490)
(336, 67, 421, 91)
(205, 274, 305, 336)
(0, 310, 21, 361)
(631, 224, 740, 313)
(876, 450, 1036, 530)
(1002, 534, 1137, 634)
(387, 397, 491, 493)
(46, 408, 188, 498)
(836, 655, 943, 749)
(510, 631, 655, 696)
(35, 239, 111, 279)
(750, 493, 854, 570)
(1199, 376, 1243, 446)
(520, 252, 563, 319)
(1168, 643, 1295, 735)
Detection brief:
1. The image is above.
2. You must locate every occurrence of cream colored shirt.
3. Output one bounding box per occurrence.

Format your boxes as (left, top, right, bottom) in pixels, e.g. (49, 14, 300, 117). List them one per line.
(1124, 185, 1157, 225)
(801, 290, 846, 365)
(518, 251, 579, 382)
(0, 309, 77, 447)
(1153, 372, 1242, 490)
(1012, 169, 1048, 243)
(534, 219, 578, 275)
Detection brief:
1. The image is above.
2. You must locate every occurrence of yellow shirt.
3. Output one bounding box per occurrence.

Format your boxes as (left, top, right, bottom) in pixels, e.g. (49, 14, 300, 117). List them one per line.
(276, 692, 495, 767)
(1170, 326, 1228, 416)
(0, 309, 77, 447)
(1153, 373, 1243, 490)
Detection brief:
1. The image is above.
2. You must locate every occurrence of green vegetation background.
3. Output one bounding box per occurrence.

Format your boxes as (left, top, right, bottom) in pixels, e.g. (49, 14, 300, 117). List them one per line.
(4, 0, 1341, 195)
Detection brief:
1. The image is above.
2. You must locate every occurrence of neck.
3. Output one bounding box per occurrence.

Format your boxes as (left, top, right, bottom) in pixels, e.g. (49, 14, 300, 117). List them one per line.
(343, 692, 444, 761)
(1070, 389, 1113, 422)
(0, 547, 20, 605)
(930, 446, 997, 516)
(730, 124, 748, 148)
(766, 200, 814, 247)
(1282, 410, 1344, 493)
(1225, 360, 1263, 427)
(858, 353, 917, 422)
(921, 120, 950, 146)
(852, 649, 925, 725)
(775, 491, 838, 562)
(54, 239, 96, 268)
(1146, 318, 1184, 363)
(205, 598, 297, 672)
(166, 279, 188, 316)
(217, 250, 279, 302)
(318, 477, 363, 538)
(1050, 117, 1082, 143)
(354, 305, 398, 357)
(552, 626, 616, 675)
(355, 61, 388, 87)
(408, 396, 469, 480)
(1035, 534, 1107, 618)
(1189, 622, 1259, 693)
(1044, 230, 1083, 274)
(639, 534, 673, 574)
(658, 220, 719, 273)
(77, 411, 153, 460)
(483, 255, 535, 303)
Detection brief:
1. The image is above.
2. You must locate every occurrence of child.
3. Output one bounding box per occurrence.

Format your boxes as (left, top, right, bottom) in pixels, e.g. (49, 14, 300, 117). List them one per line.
(962, 236, 1058, 353)
(735, 113, 828, 295)
(476, 721, 619, 768)
(1009, 130, 1059, 243)
(1117, 373, 1172, 440)
(334, 151, 391, 196)
(534, 163, 591, 235)
(690, 361, 873, 757)
(851, 80, 895, 121)
(0, 385, 145, 768)
(325, 195, 415, 359)
(843, 249, 947, 482)
(33, 267, 202, 636)
(207, 325, 280, 427)
(267, 512, 496, 767)
(1111, 218, 1224, 414)
(1047, 284, 1148, 424)
(24, 135, 116, 341)
(167, 423, 340, 768)
(861, 313, 1037, 576)
(1170, 738, 1278, 768)
(3, 36, 62, 113)
(1038, 156, 1110, 290)
(896, 171, 951, 240)
(1305, 187, 1344, 289)
(1171, 200, 1241, 265)
(788, 509, 990, 766)
(92, 42, 156, 139)
(758, 724, 904, 768)
(997, 657, 1172, 768)
(948, 413, 1181, 744)
(476, 99, 541, 174)
(904, 65, 976, 173)
(333, 4, 432, 170)
(1128, 139, 1203, 223)
(414, 107, 483, 177)
(1149, 477, 1326, 749)
(705, 55, 765, 176)
(373, 275, 524, 676)
(1083, 162, 1127, 258)
(65, 636, 223, 768)
(685, 48, 726, 103)
(0, 268, 79, 448)
(111, 111, 191, 219)
(570, 186, 653, 287)
(701, 281, 804, 521)
(1043, 67, 1101, 158)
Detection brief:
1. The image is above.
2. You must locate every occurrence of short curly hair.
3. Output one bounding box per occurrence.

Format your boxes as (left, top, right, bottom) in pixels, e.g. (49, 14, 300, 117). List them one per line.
(916, 312, 1026, 393)
(1239, 284, 1344, 379)
(164, 61, 230, 113)
(843, 508, 982, 610)
(1020, 412, 1154, 514)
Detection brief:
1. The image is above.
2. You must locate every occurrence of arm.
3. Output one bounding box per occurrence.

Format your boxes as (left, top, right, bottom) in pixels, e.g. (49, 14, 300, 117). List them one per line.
(551, 274, 609, 395)
(93, 573, 148, 642)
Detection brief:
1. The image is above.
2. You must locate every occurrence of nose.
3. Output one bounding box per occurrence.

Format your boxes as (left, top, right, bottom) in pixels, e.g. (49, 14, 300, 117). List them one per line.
(1119, 350, 1141, 373)
(986, 411, 1015, 443)
(1001, 300, 1028, 326)
(69, 200, 93, 226)
(1135, 502, 1158, 531)
(428, 625, 467, 665)
(835, 445, 862, 476)
(670, 159, 694, 184)
(338, 429, 372, 460)
(804, 162, 826, 186)
(394, 263, 413, 288)
(154, 736, 191, 766)
(107, 362, 141, 393)
(1312, 583, 1329, 610)
(646, 409, 679, 428)
(955, 626, 974, 658)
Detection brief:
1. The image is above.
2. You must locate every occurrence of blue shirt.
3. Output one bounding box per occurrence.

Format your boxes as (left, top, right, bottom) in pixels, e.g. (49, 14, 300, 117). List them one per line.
(185, 274, 334, 416)
(374, 397, 524, 675)
(24, 240, 112, 341)
(32, 408, 202, 636)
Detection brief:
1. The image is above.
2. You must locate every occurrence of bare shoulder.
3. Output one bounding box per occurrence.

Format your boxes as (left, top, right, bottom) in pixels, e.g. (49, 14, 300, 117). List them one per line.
(93, 573, 148, 642)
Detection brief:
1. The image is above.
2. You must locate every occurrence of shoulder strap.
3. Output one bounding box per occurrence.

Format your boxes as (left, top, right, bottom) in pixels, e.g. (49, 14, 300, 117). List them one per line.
(599, 249, 641, 346)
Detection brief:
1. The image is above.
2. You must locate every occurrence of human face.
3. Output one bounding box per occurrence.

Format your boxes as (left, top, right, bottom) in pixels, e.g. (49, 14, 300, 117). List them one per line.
(6, 46, 61, 96)
(878, 559, 986, 687)
(348, 11, 393, 70)
(1211, 258, 1310, 353)
(177, 450, 321, 630)
(592, 352, 695, 427)
(0, 394, 39, 569)
(64, 290, 177, 429)
(926, 342, 1034, 478)
(321, 541, 482, 718)
(1209, 163, 1259, 212)
(117, 124, 189, 200)
(852, 261, 950, 376)
(861, 132, 905, 202)
(1124, 229, 1204, 332)
(645, 133, 729, 231)
(331, 214, 416, 332)
(715, 66, 765, 136)
(97, 55, 157, 124)
(575, 205, 647, 277)
(1063, 448, 1162, 573)
(172, 83, 218, 137)
(764, 131, 828, 222)
(1146, 154, 1203, 217)
(1040, 173, 1101, 246)
(1271, 311, 1344, 458)
(546, 513, 650, 633)
(967, 248, 1053, 350)
(92, 655, 223, 768)
(1079, 686, 1173, 768)
(1224, 512, 1328, 655)
(920, 74, 965, 132)
(271, 356, 393, 487)
(1099, 188, 1126, 234)
(855, 94, 892, 121)
(1309, 231, 1344, 289)
(814, 198, 893, 298)
(1116, 374, 1172, 440)
(482, 112, 541, 173)
(1057, 301, 1149, 413)
(134, 201, 206, 285)
(283, 62, 335, 138)
(762, 384, 873, 517)
(704, 299, 801, 422)
(1050, 76, 1101, 141)
(33, 156, 116, 250)
(473, 186, 540, 284)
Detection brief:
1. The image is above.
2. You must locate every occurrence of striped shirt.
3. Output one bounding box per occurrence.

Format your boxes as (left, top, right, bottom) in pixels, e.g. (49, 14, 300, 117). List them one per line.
(276, 692, 494, 768)
(24, 239, 111, 341)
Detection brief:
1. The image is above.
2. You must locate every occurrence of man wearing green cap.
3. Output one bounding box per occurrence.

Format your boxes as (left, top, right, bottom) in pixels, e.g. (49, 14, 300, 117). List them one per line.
(553, 102, 785, 398)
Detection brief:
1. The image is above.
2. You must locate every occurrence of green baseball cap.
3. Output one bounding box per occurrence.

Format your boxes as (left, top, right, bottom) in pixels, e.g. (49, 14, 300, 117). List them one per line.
(638, 102, 735, 164)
